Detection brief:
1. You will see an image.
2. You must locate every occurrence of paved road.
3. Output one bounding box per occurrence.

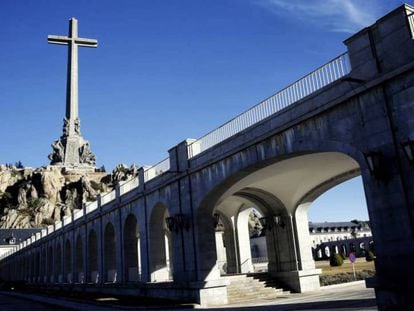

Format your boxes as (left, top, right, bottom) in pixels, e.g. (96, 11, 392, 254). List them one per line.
(198, 281, 377, 311)
(0, 281, 377, 310)
(0, 292, 70, 311)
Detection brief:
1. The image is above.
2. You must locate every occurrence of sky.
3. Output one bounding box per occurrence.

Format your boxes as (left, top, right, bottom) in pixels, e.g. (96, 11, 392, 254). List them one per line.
(0, 0, 405, 221)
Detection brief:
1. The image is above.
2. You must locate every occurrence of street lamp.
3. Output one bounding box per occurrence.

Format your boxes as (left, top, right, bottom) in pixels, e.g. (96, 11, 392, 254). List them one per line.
(402, 140, 414, 163)
(259, 215, 285, 231)
(364, 151, 386, 179)
(165, 213, 190, 233)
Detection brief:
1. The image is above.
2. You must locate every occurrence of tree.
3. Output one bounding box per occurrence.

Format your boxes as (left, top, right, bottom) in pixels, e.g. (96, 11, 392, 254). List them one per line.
(15, 161, 24, 169)
(365, 250, 375, 262)
(330, 253, 344, 267)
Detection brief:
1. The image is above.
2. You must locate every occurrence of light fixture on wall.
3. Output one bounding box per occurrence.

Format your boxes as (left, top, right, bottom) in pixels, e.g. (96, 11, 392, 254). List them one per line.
(213, 213, 220, 229)
(402, 140, 414, 163)
(259, 215, 285, 231)
(364, 151, 385, 179)
(165, 213, 190, 233)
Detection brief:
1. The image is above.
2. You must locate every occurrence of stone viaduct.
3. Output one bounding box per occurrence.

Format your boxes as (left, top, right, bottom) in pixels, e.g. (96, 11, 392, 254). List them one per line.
(2, 5, 414, 310)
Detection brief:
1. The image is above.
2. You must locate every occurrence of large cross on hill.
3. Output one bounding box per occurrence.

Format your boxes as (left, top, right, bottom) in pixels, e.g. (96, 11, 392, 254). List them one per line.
(48, 17, 97, 135)
(47, 18, 97, 168)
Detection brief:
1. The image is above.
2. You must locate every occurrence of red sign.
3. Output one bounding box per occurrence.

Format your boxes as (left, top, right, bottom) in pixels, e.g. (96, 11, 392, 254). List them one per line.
(349, 252, 356, 263)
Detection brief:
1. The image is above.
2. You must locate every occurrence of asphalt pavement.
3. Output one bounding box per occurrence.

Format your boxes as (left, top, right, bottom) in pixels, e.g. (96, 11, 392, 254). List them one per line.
(0, 280, 377, 311)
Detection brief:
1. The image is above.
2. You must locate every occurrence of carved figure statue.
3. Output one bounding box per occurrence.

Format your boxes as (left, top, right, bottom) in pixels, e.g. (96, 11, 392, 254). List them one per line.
(48, 139, 64, 164)
(74, 118, 81, 135)
(17, 184, 28, 208)
(79, 141, 96, 166)
(62, 118, 69, 136)
(129, 163, 139, 178)
(112, 164, 128, 183)
(29, 184, 38, 199)
(64, 188, 78, 215)
(81, 176, 96, 202)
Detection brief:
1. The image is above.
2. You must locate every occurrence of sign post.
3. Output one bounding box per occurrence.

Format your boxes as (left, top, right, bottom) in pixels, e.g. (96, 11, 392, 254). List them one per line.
(349, 252, 356, 280)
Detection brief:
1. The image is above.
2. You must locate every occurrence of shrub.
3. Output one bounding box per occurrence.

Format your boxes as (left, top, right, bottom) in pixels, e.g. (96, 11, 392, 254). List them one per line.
(90, 180, 104, 192)
(330, 253, 344, 267)
(28, 198, 42, 209)
(340, 253, 347, 260)
(41, 218, 55, 226)
(365, 250, 375, 262)
(320, 270, 375, 286)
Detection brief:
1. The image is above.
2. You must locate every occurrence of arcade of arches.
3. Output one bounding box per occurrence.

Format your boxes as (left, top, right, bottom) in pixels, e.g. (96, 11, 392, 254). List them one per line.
(2, 8, 414, 309)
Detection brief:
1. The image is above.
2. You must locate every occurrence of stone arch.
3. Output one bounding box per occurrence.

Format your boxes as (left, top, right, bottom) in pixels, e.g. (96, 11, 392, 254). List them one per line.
(213, 211, 237, 274)
(213, 191, 285, 276)
(34, 250, 40, 282)
(75, 234, 84, 283)
(194, 143, 367, 290)
(64, 239, 72, 283)
(149, 202, 172, 282)
(123, 213, 141, 282)
(341, 244, 347, 256)
(88, 229, 98, 283)
(55, 242, 62, 282)
(41, 247, 47, 282)
(104, 222, 117, 282)
(47, 245, 53, 282)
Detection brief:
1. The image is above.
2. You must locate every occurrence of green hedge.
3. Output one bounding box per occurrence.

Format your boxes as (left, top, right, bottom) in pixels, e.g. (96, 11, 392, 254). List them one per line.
(330, 253, 344, 267)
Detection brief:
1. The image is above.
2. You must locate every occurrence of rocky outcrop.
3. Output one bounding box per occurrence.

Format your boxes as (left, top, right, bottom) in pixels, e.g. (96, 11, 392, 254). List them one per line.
(0, 164, 138, 229)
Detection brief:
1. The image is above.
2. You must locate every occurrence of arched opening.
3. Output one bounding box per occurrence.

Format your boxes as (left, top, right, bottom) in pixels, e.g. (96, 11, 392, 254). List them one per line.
(123, 214, 141, 282)
(341, 244, 347, 256)
(196, 151, 372, 292)
(30, 253, 34, 282)
(88, 229, 98, 283)
(149, 203, 173, 282)
(64, 239, 72, 283)
(34, 251, 40, 282)
(48, 245, 53, 282)
(76, 235, 84, 283)
(104, 222, 117, 282)
(55, 243, 62, 283)
(41, 248, 47, 282)
(213, 201, 270, 275)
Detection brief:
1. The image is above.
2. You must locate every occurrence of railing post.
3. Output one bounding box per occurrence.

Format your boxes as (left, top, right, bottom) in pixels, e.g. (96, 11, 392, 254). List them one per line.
(138, 167, 146, 191)
(115, 183, 121, 203)
(97, 193, 102, 211)
(168, 138, 197, 172)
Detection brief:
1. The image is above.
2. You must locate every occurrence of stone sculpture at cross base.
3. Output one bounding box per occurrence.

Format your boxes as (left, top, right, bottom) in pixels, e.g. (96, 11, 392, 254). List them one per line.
(47, 17, 97, 170)
(48, 132, 96, 168)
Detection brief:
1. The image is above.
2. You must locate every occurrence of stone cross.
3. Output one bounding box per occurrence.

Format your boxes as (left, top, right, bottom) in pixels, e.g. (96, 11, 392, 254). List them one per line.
(48, 17, 97, 136)
(47, 18, 97, 168)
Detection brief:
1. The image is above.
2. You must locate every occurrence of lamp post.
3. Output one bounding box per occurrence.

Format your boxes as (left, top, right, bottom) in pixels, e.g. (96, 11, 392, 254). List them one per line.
(259, 215, 285, 231)
(165, 213, 190, 233)
(402, 140, 414, 163)
(364, 151, 387, 180)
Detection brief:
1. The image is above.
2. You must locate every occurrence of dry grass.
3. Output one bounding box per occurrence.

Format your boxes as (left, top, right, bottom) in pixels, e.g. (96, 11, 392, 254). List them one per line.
(316, 258, 375, 276)
(316, 258, 376, 286)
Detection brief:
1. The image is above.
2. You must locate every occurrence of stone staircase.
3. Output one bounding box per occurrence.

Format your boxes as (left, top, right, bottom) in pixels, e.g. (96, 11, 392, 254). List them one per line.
(224, 273, 290, 304)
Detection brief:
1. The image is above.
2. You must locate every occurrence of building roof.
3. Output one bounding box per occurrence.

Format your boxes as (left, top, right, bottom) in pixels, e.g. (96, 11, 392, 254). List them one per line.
(308, 221, 370, 232)
(0, 229, 42, 246)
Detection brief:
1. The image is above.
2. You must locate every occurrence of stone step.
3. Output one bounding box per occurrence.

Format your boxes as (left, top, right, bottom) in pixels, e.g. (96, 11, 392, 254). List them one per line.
(225, 273, 290, 304)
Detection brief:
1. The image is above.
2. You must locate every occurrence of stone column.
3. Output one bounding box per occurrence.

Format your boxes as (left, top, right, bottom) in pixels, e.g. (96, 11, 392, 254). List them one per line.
(168, 139, 228, 306)
(343, 5, 414, 309)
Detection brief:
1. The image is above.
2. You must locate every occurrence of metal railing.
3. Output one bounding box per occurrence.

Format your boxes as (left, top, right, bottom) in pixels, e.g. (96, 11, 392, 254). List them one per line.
(144, 157, 170, 182)
(119, 176, 139, 195)
(187, 52, 351, 158)
(101, 190, 116, 205)
(407, 8, 414, 38)
(0, 53, 351, 262)
(85, 201, 98, 214)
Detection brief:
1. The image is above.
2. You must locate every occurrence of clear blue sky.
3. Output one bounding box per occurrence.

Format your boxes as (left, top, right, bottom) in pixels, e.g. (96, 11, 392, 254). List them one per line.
(0, 0, 404, 221)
